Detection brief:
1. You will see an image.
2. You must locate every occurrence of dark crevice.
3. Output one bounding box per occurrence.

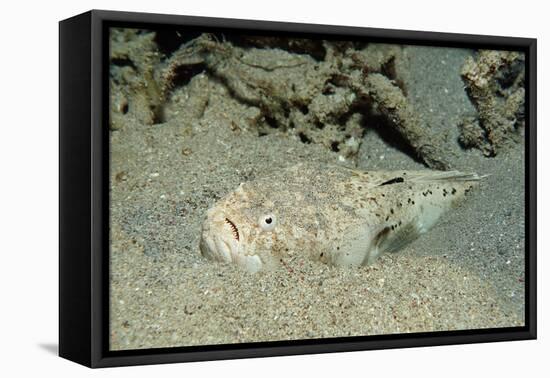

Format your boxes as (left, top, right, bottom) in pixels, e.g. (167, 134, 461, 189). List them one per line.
(154, 30, 202, 56)
(363, 109, 423, 165)
(495, 58, 524, 90)
(380, 57, 407, 95)
(265, 116, 279, 129)
(282, 104, 291, 118)
(169, 63, 206, 88)
(151, 107, 163, 125)
(226, 35, 327, 61)
(322, 85, 336, 95)
(336, 109, 356, 127)
(111, 57, 136, 69)
(381, 56, 396, 80)
(298, 132, 312, 144)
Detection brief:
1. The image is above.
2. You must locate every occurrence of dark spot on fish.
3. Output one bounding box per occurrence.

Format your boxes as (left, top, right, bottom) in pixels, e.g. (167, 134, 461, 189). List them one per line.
(412, 200, 415, 205)
(380, 177, 404, 186)
(381, 193, 385, 197)
(451, 188, 457, 195)
(336, 246, 340, 250)
(320, 252, 324, 257)
(385, 215, 389, 221)
(374, 226, 391, 247)
(390, 208, 394, 214)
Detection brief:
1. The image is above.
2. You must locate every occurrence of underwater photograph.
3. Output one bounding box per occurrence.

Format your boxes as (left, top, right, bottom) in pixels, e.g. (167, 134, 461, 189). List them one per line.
(108, 27, 526, 350)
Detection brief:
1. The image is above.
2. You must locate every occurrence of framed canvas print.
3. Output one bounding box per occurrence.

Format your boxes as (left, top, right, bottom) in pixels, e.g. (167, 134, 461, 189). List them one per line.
(59, 10, 537, 368)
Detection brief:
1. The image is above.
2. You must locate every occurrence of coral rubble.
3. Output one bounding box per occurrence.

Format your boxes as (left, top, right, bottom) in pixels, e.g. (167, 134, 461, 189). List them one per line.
(154, 34, 448, 168)
(109, 28, 163, 130)
(460, 50, 525, 156)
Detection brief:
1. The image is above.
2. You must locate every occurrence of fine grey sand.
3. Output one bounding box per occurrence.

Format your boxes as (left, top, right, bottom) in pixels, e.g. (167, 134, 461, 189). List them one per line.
(109, 39, 525, 350)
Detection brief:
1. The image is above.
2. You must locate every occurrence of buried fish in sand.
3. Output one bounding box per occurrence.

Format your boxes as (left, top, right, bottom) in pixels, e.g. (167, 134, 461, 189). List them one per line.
(200, 162, 482, 273)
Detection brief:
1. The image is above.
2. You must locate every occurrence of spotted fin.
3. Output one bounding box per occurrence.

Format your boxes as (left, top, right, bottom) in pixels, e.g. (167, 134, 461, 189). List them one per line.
(374, 221, 423, 255)
(346, 169, 483, 190)
(405, 170, 484, 183)
(342, 220, 425, 266)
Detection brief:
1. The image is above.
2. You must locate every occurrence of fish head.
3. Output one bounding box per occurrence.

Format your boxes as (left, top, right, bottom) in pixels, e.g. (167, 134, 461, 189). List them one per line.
(199, 182, 281, 273)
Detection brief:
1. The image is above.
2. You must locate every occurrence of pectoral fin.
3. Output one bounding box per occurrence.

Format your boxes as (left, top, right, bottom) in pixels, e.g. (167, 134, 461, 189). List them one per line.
(374, 221, 423, 255)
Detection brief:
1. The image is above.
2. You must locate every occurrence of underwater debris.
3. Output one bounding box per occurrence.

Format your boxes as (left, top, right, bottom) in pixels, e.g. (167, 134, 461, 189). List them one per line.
(157, 34, 331, 111)
(458, 116, 493, 156)
(204, 42, 333, 131)
(460, 50, 525, 156)
(232, 35, 327, 61)
(155, 34, 211, 96)
(139, 34, 450, 167)
(345, 72, 449, 170)
(362, 73, 449, 170)
(160, 73, 211, 126)
(109, 28, 163, 129)
(344, 43, 404, 81)
(158, 35, 359, 153)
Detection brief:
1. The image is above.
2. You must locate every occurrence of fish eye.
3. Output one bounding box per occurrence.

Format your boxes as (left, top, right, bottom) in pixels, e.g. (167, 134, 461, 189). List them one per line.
(258, 213, 276, 231)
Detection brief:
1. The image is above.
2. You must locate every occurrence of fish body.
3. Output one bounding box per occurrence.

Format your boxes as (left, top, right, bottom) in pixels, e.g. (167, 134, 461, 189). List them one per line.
(199, 162, 481, 272)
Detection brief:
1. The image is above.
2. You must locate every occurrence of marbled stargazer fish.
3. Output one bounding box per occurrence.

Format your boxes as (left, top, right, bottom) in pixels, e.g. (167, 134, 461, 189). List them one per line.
(199, 162, 481, 272)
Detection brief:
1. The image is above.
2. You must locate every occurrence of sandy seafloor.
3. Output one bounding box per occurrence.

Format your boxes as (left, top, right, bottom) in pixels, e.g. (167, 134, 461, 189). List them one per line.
(109, 45, 525, 350)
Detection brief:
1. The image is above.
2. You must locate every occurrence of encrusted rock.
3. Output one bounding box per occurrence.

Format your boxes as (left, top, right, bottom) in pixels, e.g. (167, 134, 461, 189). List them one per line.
(109, 28, 163, 128)
(460, 50, 525, 155)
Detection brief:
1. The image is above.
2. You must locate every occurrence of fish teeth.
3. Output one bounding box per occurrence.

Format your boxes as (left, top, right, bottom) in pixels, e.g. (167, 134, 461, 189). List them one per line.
(224, 218, 240, 241)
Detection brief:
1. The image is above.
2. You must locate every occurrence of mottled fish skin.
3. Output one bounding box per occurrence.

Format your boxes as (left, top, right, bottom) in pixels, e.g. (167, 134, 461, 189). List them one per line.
(199, 162, 481, 272)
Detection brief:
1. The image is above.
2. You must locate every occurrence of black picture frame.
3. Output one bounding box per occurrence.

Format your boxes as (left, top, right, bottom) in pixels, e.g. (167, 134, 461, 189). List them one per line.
(59, 9, 537, 368)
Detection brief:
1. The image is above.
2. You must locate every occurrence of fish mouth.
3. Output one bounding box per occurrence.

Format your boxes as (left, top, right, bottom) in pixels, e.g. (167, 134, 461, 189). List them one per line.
(200, 214, 263, 273)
